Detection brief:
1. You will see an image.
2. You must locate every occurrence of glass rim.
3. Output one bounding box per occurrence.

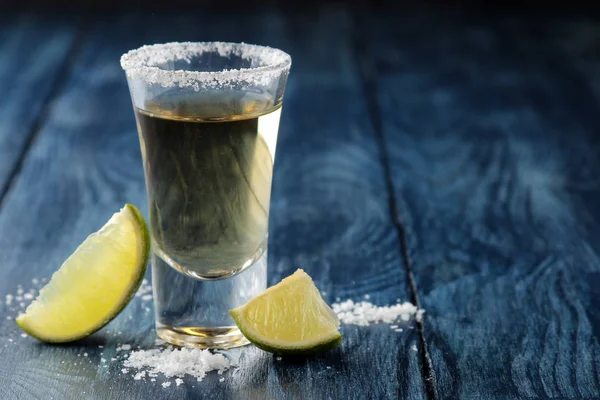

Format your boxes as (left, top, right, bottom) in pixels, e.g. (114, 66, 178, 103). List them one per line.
(120, 41, 291, 89)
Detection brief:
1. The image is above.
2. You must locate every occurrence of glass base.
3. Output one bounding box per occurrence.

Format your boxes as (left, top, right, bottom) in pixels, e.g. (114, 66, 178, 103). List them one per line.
(152, 248, 267, 349)
(156, 324, 249, 349)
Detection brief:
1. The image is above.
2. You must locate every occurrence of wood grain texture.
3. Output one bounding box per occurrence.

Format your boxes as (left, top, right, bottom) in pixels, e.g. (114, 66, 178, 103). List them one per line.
(0, 9, 424, 400)
(0, 14, 77, 200)
(368, 10, 600, 399)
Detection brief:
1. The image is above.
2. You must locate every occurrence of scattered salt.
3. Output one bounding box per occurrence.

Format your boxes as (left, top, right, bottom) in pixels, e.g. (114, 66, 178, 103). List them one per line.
(394, 328, 403, 332)
(124, 347, 230, 382)
(99, 345, 104, 349)
(121, 344, 132, 351)
(23, 293, 33, 300)
(17, 288, 23, 295)
(84, 353, 88, 357)
(364, 294, 370, 300)
(101, 358, 106, 363)
(121, 368, 129, 374)
(162, 382, 171, 388)
(6, 316, 12, 320)
(32, 278, 39, 285)
(390, 325, 398, 329)
(151, 378, 156, 382)
(5, 295, 13, 305)
(412, 345, 417, 351)
(15, 296, 22, 302)
(175, 378, 183, 386)
(276, 357, 282, 361)
(332, 299, 424, 326)
(20, 333, 27, 338)
(141, 295, 153, 301)
(219, 377, 225, 382)
(416, 309, 425, 322)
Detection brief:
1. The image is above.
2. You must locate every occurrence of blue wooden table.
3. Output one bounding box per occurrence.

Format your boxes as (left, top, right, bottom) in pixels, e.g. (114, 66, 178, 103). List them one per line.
(1, 7, 599, 399)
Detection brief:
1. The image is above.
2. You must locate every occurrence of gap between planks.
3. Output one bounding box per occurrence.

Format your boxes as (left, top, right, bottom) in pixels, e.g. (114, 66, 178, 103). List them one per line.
(351, 12, 439, 400)
(0, 16, 88, 212)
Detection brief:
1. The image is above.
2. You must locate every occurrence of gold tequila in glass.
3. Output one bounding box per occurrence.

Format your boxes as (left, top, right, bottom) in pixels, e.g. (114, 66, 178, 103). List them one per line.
(121, 42, 291, 348)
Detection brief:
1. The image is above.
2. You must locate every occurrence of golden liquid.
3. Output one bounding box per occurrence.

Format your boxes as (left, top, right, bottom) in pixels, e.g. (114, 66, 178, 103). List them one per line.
(135, 91, 281, 279)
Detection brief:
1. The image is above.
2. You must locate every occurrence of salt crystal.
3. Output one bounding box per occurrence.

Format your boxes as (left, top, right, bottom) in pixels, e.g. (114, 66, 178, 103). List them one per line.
(32, 278, 39, 285)
(145, 307, 150, 312)
(15, 296, 23, 301)
(84, 353, 88, 357)
(175, 378, 183, 386)
(121, 344, 131, 351)
(416, 309, 425, 322)
(23, 293, 33, 300)
(151, 378, 156, 382)
(390, 325, 398, 329)
(162, 382, 171, 388)
(19, 302, 25, 308)
(6, 316, 12, 320)
(326, 366, 331, 369)
(412, 345, 417, 351)
(276, 357, 282, 361)
(20, 333, 27, 338)
(141, 295, 153, 301)
(394, 328, 403, 332)
(101, 358, 106, 363)
(8, 339, 13, 342)
(219, 377, 225, 382)
(17, 288, 23, 295)
(364, 294, 370, 299)
(99, 345, 104, 348)
(134, 371, 146, 380)
(121, 368, 129, 374)
(5, 295, 12, 305)
(124, 347, 230, 382)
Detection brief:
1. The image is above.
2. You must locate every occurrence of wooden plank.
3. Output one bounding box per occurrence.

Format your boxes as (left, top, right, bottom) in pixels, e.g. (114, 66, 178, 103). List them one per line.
(0, 9, 425, 399)
(0, 14, 77, 200)
(369, 10, 600, 398)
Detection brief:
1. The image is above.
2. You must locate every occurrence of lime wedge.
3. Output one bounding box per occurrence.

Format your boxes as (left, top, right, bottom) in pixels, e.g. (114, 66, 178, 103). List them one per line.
(230, 269, 342, 355)
(16, 204, 150, 343)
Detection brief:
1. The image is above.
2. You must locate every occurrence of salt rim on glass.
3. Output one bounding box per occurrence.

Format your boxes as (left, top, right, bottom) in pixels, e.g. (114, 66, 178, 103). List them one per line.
(120, 41, 292, 91)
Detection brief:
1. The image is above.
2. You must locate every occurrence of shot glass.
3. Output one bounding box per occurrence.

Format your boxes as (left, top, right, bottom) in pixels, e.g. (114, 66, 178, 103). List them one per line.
(120, 42, 291, 348)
